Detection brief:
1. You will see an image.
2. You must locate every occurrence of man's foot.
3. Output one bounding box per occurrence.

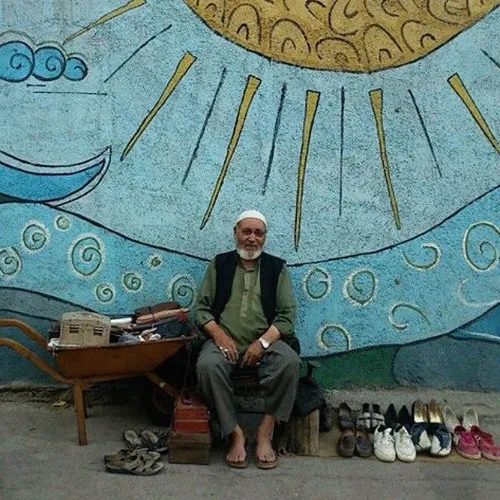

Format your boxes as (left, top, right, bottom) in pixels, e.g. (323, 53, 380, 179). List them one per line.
(225, 429, 248, 468)
(255, 415, 279, 469)
(255, 436, 278, 469)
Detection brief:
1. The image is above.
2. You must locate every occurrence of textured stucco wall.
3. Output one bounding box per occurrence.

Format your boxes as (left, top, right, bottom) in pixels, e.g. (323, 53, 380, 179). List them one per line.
(0, 1, 499, 389)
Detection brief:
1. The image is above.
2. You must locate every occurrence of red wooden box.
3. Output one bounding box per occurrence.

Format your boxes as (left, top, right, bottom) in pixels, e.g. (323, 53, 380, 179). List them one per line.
(173, 394, 210, 434)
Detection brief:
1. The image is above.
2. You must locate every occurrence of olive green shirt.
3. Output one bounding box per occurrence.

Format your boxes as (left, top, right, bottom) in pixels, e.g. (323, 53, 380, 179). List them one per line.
(195, 257, 296, 352)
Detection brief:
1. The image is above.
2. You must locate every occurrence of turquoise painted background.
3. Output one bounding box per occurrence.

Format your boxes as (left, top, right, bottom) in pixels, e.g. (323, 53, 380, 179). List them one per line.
(0, 1, 498, 389)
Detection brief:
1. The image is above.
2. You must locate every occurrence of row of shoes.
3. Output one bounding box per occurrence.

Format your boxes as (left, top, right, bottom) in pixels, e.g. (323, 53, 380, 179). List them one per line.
(372, 400, 450, 462)
(336, 400, 500, 463)
(103, 428, 170, 475)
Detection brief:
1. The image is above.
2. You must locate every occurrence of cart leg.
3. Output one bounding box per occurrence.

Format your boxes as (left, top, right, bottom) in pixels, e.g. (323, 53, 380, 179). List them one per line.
(145, 372, 178, 398)
(73, 382, 88, 445)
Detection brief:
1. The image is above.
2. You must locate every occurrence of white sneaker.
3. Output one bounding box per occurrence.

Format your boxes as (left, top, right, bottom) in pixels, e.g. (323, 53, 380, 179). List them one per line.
(394, 425, 416, 462)
(373, 425, 396, 462)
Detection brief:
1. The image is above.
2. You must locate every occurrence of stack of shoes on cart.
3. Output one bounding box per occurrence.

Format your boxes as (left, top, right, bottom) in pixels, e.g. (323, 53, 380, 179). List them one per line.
(134, 302, 189, 327)
(103, 428, 170, 475)
(109, 301, 191, 344)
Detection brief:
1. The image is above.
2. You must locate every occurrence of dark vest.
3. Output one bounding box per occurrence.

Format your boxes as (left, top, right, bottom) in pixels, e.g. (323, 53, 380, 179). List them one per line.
(213, 250, 284, 325)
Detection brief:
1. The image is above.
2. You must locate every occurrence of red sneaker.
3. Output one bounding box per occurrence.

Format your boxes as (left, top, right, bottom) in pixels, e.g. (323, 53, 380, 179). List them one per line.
(470, 425, 500, 461)
(454, 426, 481, 460)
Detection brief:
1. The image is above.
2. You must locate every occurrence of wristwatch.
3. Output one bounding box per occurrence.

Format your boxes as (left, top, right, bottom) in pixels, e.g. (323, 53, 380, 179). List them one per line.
(259, 337, 270, 349)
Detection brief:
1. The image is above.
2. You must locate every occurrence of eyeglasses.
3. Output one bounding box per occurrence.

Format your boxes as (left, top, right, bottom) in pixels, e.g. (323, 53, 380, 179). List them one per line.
(240, 228, 267, 238)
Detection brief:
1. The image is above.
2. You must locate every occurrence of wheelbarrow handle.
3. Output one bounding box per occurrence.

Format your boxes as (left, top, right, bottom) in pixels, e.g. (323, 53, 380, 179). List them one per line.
(0, 337, 69, 384)
(0, 318, 48, 350)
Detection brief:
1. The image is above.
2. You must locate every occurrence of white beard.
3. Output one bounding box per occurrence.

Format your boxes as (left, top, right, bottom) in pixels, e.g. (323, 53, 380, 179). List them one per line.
(236, 246, 263, 261)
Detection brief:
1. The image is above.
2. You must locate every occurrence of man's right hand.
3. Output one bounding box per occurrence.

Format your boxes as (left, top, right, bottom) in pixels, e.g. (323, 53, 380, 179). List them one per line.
(205, 321, 239, 362)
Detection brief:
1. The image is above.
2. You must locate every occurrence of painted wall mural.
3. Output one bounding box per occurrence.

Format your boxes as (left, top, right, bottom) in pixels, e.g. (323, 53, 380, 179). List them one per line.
(0, 0, 498, 388)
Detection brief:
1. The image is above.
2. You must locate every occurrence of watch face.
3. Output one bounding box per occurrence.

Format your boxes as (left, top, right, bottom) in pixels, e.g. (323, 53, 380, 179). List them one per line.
(260, 338, 270, 349)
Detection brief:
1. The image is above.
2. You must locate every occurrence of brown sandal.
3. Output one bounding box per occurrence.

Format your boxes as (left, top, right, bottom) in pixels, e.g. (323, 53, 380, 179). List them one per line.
(225, 438, 249, 469)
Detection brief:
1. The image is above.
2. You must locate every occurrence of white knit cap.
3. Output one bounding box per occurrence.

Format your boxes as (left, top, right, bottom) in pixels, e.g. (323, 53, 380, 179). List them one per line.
(235, 210, 267, 227)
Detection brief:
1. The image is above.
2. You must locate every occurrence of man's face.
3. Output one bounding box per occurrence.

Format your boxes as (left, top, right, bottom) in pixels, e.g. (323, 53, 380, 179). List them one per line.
(234, 218, 267, 260)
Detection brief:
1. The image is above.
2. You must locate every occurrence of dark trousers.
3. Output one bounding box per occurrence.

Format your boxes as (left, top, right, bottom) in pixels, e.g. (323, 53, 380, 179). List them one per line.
(197, 340, 300, 436)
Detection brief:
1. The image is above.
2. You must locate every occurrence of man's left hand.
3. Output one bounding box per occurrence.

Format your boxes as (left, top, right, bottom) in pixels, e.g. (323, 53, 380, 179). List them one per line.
(240, 340, 264, 367)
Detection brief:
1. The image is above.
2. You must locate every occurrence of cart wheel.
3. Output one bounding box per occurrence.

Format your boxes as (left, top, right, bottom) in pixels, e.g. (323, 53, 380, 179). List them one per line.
(146, 385, 174, 426)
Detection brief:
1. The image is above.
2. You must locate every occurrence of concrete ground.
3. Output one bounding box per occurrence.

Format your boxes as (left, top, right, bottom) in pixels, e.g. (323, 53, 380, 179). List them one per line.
(1, 388, 499, 500)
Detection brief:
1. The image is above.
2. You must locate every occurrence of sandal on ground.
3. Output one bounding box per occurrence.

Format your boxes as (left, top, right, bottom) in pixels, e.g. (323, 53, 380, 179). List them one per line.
(104, 448, 161, 465)
(225, 455, 249, 469)
(255, 452, 279, 470)
(225, 438, 249, 469)
(140, 429, 169, 454)
(105, 453, 164, 476)
(122, 429, 143, 449)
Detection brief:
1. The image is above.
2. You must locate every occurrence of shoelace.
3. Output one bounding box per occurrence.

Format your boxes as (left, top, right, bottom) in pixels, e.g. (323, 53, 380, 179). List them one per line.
(470, 425, 494, 445)
(454, 425, 476, 445)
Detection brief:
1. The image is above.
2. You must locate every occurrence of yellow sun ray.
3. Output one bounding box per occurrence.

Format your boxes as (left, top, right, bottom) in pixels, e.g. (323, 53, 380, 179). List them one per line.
(201, 75, 261, 229)
(294, 90, 320, 251)
(64, 0, 147, 44)
(369, 88, 401, 230)
(121, 52, 197, 161)
(448, 73, 500, 154)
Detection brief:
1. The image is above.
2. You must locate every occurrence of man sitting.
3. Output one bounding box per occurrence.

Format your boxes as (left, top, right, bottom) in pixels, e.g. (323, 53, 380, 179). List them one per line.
(195, 210, 300, 469)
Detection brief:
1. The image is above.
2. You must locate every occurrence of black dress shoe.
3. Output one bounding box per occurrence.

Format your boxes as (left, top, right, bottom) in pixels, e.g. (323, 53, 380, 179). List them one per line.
(371, 403, 385, 431)
(398, 405, 413, 432)
(385, 403, 398, 429)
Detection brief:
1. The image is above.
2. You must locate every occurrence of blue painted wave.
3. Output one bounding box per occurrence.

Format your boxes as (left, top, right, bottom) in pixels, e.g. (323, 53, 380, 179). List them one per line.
(0, 185, 498, 357)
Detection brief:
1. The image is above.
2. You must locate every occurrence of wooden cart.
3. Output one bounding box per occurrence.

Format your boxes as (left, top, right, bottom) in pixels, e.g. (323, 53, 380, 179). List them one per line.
(0, 318, 194, 445)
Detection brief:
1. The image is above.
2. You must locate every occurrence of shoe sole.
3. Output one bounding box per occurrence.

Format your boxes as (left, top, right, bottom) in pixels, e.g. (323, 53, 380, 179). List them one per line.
(482, 452, 500, 461)
(456, 448, 481, 460)
(374, 452, 396, 462)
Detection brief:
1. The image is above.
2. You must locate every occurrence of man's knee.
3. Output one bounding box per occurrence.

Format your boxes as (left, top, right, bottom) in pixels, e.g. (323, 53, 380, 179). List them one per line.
(197, 351, 227, 381)
(265, 341, 301, 376)
(285, 350, 301, 376)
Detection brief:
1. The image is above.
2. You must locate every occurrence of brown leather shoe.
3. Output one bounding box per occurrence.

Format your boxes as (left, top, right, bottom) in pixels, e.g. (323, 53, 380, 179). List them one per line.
(337, 429, 356, 457)
(355, 429, 373, 458)
(338, 402, 355, 431)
